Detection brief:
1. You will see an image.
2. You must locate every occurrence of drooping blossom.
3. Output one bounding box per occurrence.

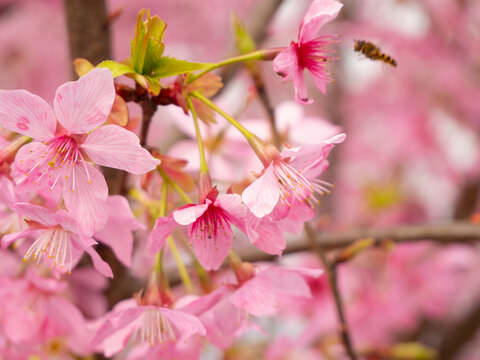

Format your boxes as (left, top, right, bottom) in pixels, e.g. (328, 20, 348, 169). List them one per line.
(148, 187, 246, 270)
(1, 203, 112, 277)
(242, 133, 346, 218)
(201, 264, 323, 349)
(92, 287, 223, 357)
(0, 68, 160, 235)
(273, 0, 343, 104)
(0, 268, 93, 358)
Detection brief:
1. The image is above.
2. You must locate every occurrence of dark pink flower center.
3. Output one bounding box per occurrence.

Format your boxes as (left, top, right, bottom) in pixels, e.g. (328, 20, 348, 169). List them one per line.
(23, 135, 91, 192)
(296, 36, 339, 79)
(191, 204, 231, 243)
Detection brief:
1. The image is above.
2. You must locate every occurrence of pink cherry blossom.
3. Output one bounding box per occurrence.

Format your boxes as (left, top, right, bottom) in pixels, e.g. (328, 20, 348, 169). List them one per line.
(93, 290, 224, 357)
(0, 269, 93, 357)
(242, 133, 346, 218)
(2, 203, 112, 277)
(148, 187, 246, 270)
(94, 195, 145, 267)
(229, 265, 323, 317)
(0, 68, 160, 235)
(273, 0, 343, 104)
(200, 265, 323, 348)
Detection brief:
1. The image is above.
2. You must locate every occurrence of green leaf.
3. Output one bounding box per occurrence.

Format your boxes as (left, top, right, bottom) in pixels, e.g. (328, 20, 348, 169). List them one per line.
(133, 74, 161, 95)
(152, 57, 213, 79)
(232, 13, 256, 54)
(131, 9, 149, 73)
(130, 9, 167, 75)
(97, 60, 134, 78)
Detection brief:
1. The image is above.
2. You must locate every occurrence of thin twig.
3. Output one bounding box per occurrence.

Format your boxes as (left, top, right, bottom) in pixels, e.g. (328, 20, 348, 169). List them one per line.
(216, 0, 285, 90)
(305, 223, 358, 360)
(248, 65, 282, 147)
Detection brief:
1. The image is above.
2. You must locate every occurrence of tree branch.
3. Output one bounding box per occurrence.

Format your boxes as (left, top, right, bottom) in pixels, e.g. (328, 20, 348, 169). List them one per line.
(63, 0, 111, 75)
(305, 223, 358, 360)
(238, 222, 480, 262)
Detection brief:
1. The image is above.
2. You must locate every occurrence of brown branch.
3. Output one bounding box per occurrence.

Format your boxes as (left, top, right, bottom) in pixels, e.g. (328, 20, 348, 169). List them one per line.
(63, 0, 111, 76)
(238, 222, 480, 263)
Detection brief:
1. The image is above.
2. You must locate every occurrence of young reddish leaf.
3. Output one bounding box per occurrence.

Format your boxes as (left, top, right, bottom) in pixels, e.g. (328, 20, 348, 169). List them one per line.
(105, 95, 129, 127)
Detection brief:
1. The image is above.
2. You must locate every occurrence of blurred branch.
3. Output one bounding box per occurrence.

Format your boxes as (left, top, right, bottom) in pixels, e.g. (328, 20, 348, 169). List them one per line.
(454, 178, 480, 220)
(305, 223, 358, 360)
(238, 222, 480, 262)
(63, 0, 111, 75)
(218, 0, 285, 87)
(438, 299, 480, 360)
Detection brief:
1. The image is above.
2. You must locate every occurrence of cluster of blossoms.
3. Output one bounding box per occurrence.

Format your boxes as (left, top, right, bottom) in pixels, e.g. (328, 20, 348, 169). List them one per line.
(0, 1, 350, 359)
(1, 0, 477, 358)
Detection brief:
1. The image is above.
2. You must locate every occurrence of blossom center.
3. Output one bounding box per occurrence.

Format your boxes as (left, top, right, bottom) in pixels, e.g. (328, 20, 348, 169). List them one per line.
(296, 36, 338, 80)
(23, 227, 73, 274)
(273, 160, 312, 206)
(22, 135, 91, 192)
(133, 308, 176, 345)
(192, 205, 231, 244)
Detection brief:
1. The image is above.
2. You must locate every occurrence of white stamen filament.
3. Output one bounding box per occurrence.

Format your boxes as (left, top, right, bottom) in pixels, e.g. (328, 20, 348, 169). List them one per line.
(23, 227, 73, 274)
(274, 161, 313, 206)
(132, 308, 177, 345)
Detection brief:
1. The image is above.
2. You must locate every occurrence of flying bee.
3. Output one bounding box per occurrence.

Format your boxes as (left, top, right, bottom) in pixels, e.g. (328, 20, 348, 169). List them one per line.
(353, 40, 397, 67)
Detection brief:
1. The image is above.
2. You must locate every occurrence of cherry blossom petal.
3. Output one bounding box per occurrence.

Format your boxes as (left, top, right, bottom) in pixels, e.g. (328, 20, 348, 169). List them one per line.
(46, 296, 91, 354)
(264, 267, 319, 298)
(246, 211, 285, 255)
(54, 68, 115, 134)
(82, 125, 160, 174)
(94, 307, 144, 351)
(54, 209, 81, 234)
(230, 274, 277, 316)
(310, 66, 329, 94)
(215, 194, 246, 230)
(84, 243, 114, 278)
(190, 221, 232, 271)
(1, 229, 36, 248)
(273, 43, 298, 81)
(11, 203, 57, 227)
(287, 133, 346, 172)
(0, 89, 56, 141)
(298, 0, 343, 44)
(242, 164, 280, 218)
(95, 196, 143, 267)
(63, 163, 108, 237)
(160, 307, 206, 339)
(173, 203, 210, 225)
(148, 215, 178, 254)
(293, 67, 312, 104)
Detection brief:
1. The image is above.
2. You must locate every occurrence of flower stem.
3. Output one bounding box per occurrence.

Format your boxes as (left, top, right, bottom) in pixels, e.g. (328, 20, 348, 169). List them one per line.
(190, 91, 267, 161)
(159, 173, 194, 293)
(157, 167, 193, 204)
(166, 236, 194, 294)
(186, 95, 209, 174)
(187, 50, 266, 83)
